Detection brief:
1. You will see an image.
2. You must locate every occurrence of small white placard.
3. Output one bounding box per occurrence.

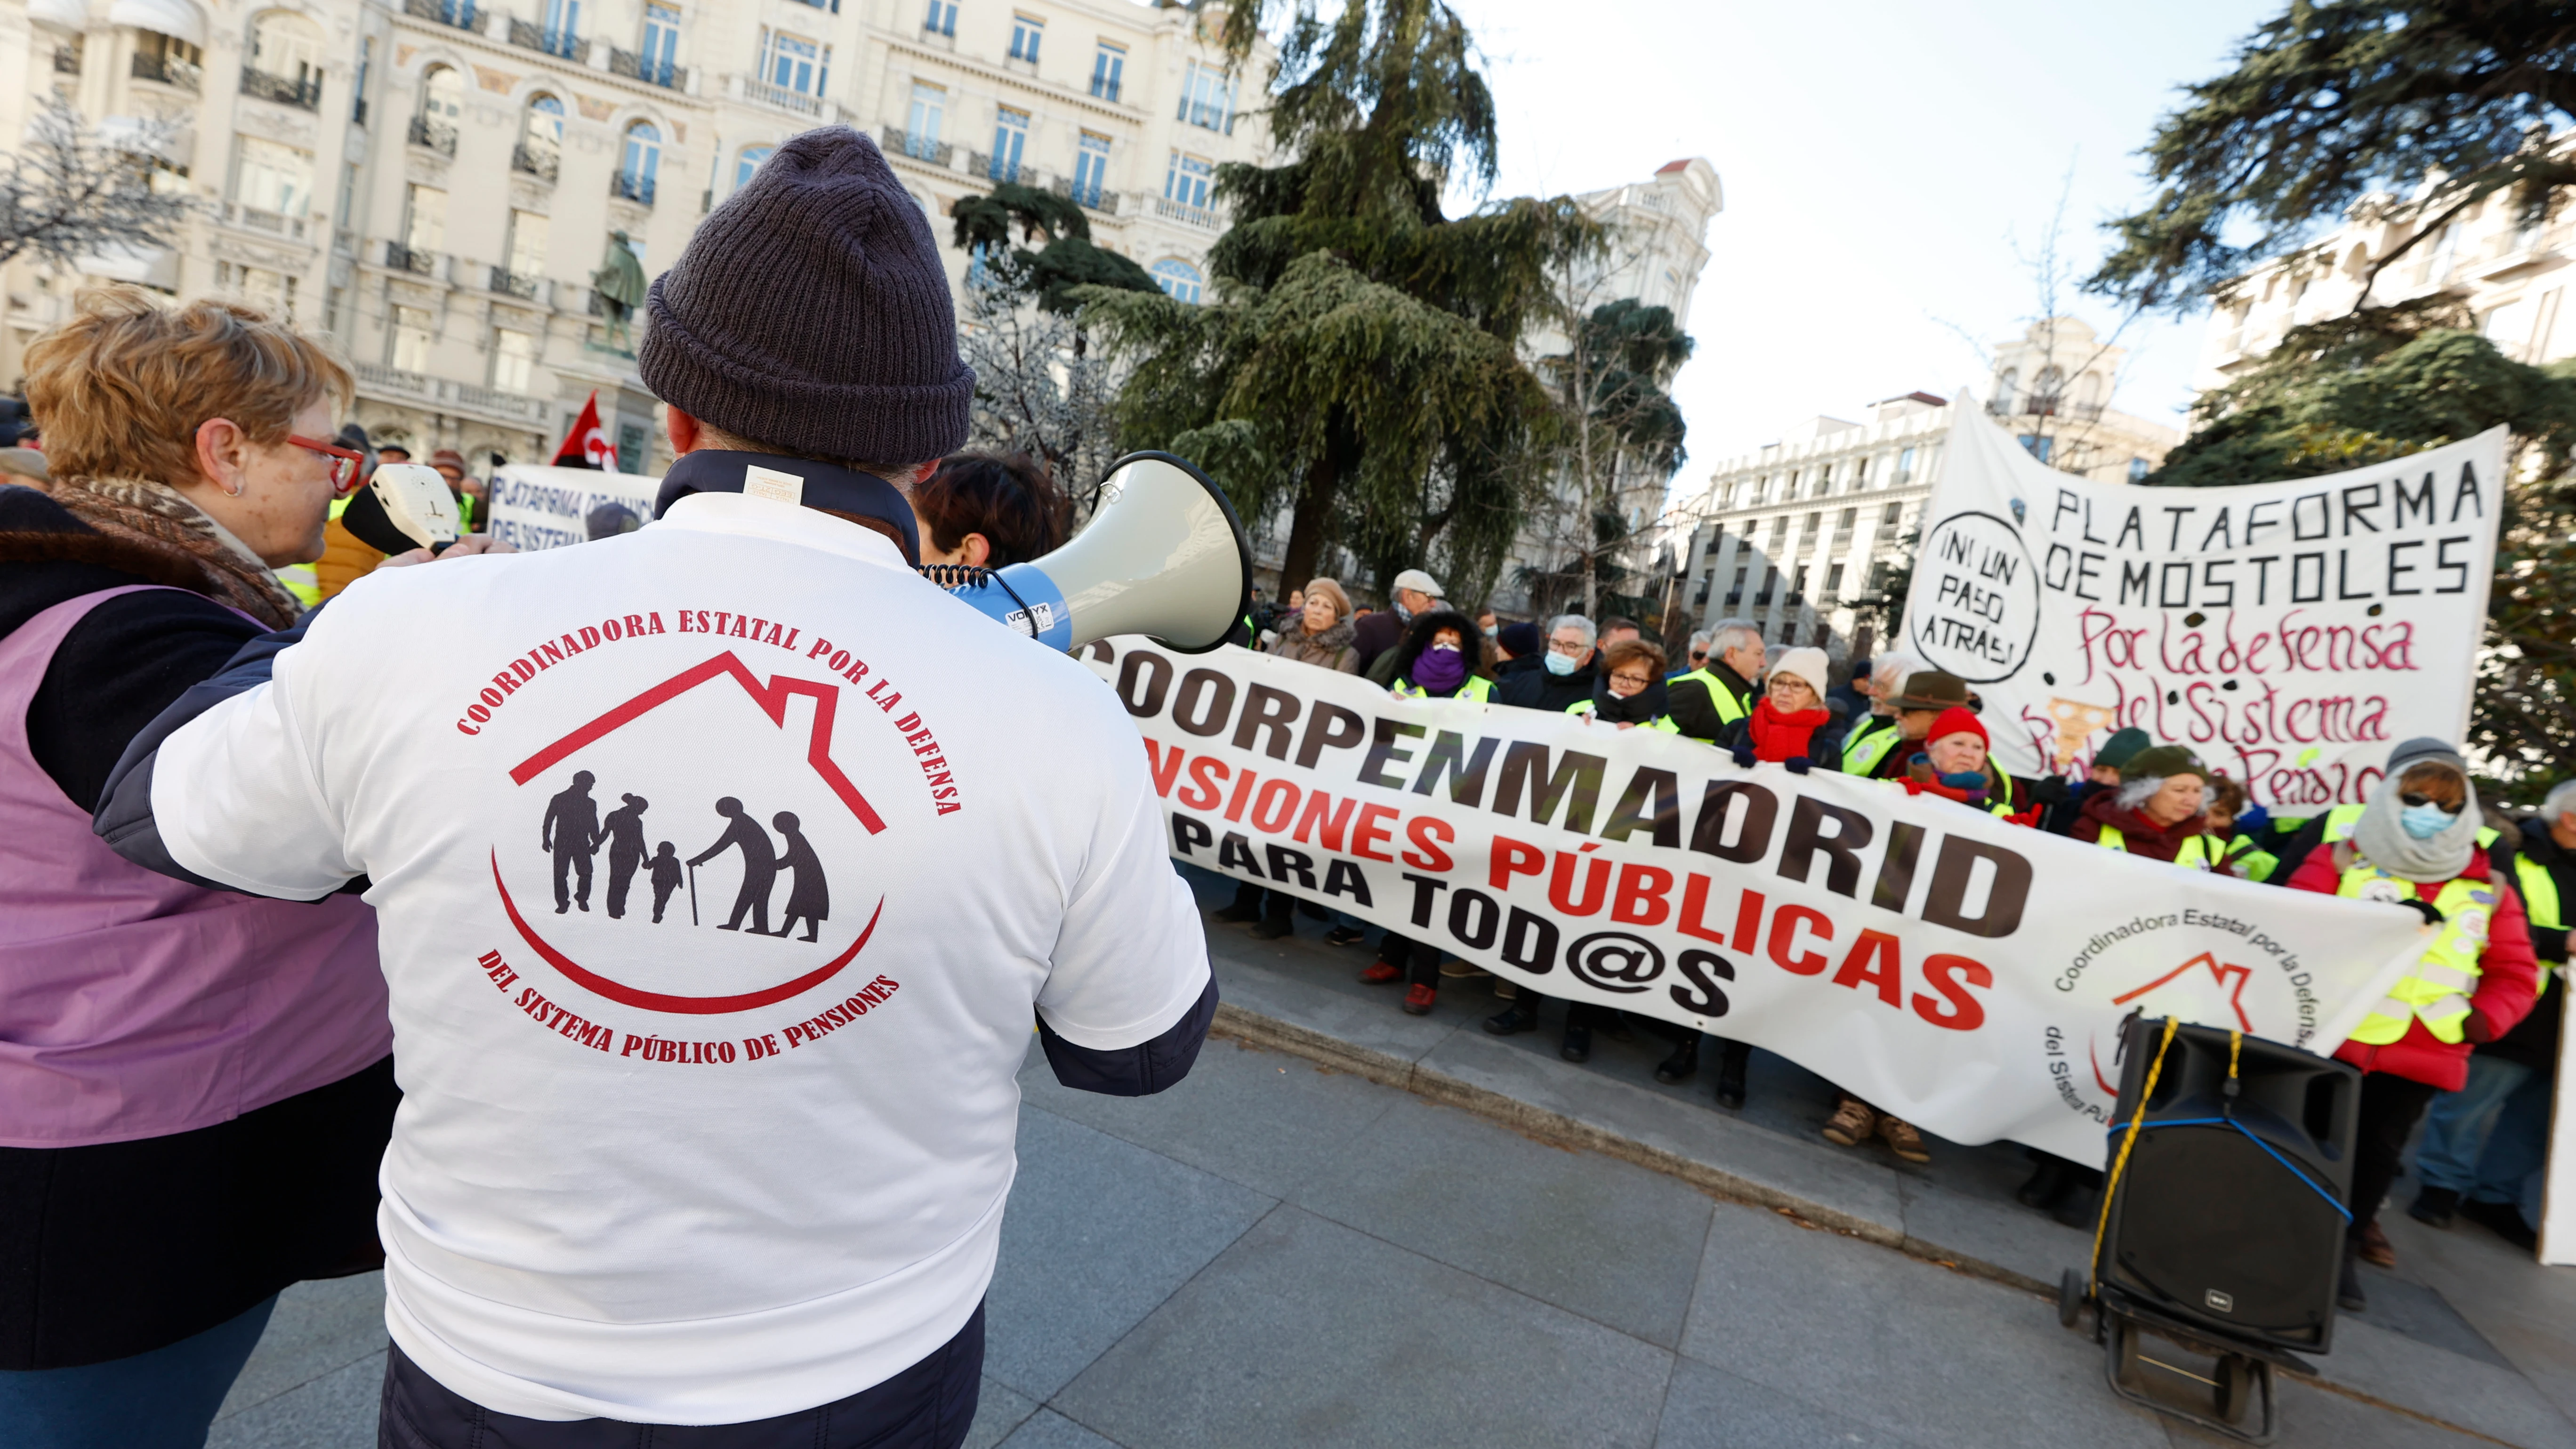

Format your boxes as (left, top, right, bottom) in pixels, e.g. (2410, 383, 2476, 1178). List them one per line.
(742, 464, 805, 506)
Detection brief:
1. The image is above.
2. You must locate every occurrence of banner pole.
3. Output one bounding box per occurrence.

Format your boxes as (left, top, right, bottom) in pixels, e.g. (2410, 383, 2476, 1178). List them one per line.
(688, 862, 699, 926)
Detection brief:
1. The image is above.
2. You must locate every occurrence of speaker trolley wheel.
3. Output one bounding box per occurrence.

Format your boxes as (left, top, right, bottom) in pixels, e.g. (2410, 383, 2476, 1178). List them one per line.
(2083, 1284, 2300, 1445)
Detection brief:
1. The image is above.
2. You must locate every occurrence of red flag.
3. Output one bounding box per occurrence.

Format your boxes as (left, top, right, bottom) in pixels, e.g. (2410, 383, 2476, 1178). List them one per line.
(553, 391, 616, 470)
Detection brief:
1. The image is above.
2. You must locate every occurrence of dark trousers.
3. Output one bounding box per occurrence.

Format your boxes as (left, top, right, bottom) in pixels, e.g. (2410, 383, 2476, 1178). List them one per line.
(554, 846, 593, 910)
(2349, 1072, 2441, 1235)
(605, 848, 642, 918)
(1377, 932, 1441, 989)
(379, 1302, 985, 1449)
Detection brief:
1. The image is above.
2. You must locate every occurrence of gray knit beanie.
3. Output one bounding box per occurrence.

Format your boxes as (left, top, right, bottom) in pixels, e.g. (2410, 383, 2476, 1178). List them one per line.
(638, 126, 971, 464)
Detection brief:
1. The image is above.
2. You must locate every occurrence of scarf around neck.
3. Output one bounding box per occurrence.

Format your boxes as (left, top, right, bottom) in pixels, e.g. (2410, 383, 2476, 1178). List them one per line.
(48, 475, 301, 628)
(2352, 771, 2480, 882)
(1747, 699, 1830, 762)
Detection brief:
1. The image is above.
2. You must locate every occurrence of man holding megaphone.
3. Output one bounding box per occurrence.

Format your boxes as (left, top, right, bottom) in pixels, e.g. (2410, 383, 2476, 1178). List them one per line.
(93, 128, 1216, 1449)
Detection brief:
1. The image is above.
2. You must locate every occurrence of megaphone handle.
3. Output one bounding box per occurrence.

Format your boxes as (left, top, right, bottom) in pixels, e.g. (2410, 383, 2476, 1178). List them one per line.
(985, 570, 1040, 641)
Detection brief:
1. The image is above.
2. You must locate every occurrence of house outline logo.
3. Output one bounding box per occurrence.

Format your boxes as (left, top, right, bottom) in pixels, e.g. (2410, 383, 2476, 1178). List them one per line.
(2087, 951, 2254, 1095)
(495, 651, 890, 1015)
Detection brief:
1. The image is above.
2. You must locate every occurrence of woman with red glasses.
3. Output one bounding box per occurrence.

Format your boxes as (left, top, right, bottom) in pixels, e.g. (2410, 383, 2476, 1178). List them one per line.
(0, 286, 490, 1447)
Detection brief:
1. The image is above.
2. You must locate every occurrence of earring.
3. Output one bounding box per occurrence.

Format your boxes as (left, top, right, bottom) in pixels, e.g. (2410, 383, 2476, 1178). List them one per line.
(222, 475, 246, 498)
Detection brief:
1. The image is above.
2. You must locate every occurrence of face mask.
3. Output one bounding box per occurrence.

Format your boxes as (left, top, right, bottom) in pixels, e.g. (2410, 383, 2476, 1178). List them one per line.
(1543, 651, 1579, 676)
(2400, 802, 2455, 840)
(1412, 644, 1467, 692)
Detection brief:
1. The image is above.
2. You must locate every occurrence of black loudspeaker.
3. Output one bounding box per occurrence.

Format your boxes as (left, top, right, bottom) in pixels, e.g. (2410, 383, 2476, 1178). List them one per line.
(2096, 1016, 2360, 1354)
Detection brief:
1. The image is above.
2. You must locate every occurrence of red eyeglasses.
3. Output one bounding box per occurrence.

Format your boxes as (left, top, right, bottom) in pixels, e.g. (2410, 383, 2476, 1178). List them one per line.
(288, 435, 368, 496)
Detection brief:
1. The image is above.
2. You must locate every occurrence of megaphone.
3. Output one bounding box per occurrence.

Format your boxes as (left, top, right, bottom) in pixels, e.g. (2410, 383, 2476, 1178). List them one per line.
(934, 451, 1253, 653)
(338, 462, 462, 555)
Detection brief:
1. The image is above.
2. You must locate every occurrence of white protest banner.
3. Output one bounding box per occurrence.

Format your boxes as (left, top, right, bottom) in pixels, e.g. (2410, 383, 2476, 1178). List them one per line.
(1900, 410, 2504, 810)
(1082, 640, 2433, 1163)
(486, 464, 661, 552)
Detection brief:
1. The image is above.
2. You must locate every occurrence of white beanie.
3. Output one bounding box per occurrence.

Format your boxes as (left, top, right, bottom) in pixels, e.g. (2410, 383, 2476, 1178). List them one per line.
(1772, 647, 1830, 698)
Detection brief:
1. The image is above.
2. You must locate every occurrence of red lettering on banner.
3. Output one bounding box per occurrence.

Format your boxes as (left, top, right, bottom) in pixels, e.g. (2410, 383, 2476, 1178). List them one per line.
(1492, 836, 1546, 891)
(1768, 905, 1831, 975)
(1250, 779, 1302, 833)
(1401, 815, 1453, 872)
(1833, 930, 1903, 1006)
(1177, 757, 1227, 811)
(1733, 889, 1766, 953)
(1224, 768, 1261, 823)
(1352, 804, 1399, 861)
(1294, 790, 1357, 849)
(1144, 740, 1188, 797)
(1677, 874, 1729, 943)
(1549, 846, 1610, 915)
(1915, 954, 1992, 1031)
(1610, 864, 1674, 926)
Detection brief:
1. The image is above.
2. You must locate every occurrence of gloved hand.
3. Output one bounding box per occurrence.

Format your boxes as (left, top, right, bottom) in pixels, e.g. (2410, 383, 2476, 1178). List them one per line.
(1786, 755, 1812, 775)
(1730, 741, 1756, 769)
(2401, 898, 2446, 928)
(2026, 775, 2073, 805)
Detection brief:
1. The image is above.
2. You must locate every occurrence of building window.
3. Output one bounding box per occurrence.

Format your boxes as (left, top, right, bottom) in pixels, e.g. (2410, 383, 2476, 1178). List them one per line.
(233, 136, 315, 216)
(1008, 14, 1042, 62)
(2017, 433, 2053, 464)
(2128, 456, 2150, 483)
(620, 121, 662, 203)
(989, 106, 1028, 182)
(1090, 41, 1124, 100)
(1868, 560, 1890, 593)
(1164, 152, 1212, 208)
(735, 145, 774, 193)
(336, 160, 361, 229)
(1893, 446, 1916, 486)
(354, 36, 372, 119)
(1826, 562, 1845, 596)
(217, 261, 295, 318)
(541, 0, 581, 51)
(762, 29, 823, 92)
(249, 11, 324, 94)
(389, 304, 435, 371)
(640, 3, 681, 83)
(1178, 59, 1235, 132)
(1071, 132, 1110, 205)
(922, 0, 955, 35)
(403, 182, 445, 252)
(907, 82, 946, 152)
(492, 329, 537, 391)
(1151, 258, 1203, 304)
(1881, 501, 1903, 526)
(506, 208, 548, 276)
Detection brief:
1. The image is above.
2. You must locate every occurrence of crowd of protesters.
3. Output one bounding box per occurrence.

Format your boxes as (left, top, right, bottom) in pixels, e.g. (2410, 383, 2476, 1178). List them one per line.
(1232, 592, 2560, 1315)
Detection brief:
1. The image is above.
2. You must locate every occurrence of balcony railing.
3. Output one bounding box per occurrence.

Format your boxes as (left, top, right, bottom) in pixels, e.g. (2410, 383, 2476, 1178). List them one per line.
(745, 77, 823, 117)
(353, 97, 369, 126)
(611, 171, 656, 206)
(403, 0, 482, 31)
(353, 361, 552, 426)
(607, 47, 685, 89)
(1089, 73, 1120, 102)
(54, 45, 81, 75)
(881, 126, 951, 166)
(511, 143, 560, 183)
(222, 202, 309, 241)
(507, 19, 588, 61)
(130, 51, 201, 90)
(241, 67, 322, 109)
(1985, 395, 2103, 422)
(1150, 195, 1221, 230)
(385, 241, 439, 275)
(489, 266, 544, 300)
(1049, 174, 1118, 214)
(408, 115, 457, 155)
(969, 151, 1023, 185)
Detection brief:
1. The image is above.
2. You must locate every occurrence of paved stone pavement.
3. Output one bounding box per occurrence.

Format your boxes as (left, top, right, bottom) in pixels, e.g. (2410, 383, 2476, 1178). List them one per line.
(207, 877, 2576, 1449)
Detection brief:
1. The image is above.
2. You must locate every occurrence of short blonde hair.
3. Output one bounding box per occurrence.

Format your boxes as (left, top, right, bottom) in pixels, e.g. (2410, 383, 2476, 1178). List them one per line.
(1303, 577, 1352, 622)
(24, 285, 351, 486)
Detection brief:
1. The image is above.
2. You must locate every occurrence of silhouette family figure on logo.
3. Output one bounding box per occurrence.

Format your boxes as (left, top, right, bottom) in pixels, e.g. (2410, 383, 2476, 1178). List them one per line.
(540, 773, 829, 939)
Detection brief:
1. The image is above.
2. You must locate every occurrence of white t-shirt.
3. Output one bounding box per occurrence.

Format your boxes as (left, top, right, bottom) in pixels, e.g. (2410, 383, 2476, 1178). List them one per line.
(151, 492, 1210, 1423)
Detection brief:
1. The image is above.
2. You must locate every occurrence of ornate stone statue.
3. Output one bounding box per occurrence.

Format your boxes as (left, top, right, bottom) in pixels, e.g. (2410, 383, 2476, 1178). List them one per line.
(591, 230, 648, 350)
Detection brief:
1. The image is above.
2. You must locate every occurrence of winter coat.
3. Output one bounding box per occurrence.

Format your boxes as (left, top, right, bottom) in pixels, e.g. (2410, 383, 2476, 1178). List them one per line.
(1718, 701, 1846, 771)
(1383, 610, 1484, 695)
(2488, 817, 2571, 1073)
(1667, 661, 1756, 743)
(1266, 615, 1359, 674)
(2286, 842, 2543, 1092)
(1352, 608, 1408, 673)
(1494, 657, 1599, 714)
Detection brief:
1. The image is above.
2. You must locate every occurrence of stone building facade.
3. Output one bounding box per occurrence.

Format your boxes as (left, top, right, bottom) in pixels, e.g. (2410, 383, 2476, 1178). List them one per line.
(1, 0, 1273, 474)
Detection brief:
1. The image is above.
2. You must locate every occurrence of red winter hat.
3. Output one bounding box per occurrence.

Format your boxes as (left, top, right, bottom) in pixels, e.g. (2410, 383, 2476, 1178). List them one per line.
(1926, 706, 1986, 748)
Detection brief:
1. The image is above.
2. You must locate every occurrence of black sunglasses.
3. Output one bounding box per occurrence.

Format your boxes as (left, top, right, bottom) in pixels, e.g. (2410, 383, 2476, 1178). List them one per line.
(2399, 792, 2465, 814)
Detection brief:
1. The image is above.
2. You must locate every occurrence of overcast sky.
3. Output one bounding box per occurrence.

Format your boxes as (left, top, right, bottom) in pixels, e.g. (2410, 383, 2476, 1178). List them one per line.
(1440, 0, 2272, 475)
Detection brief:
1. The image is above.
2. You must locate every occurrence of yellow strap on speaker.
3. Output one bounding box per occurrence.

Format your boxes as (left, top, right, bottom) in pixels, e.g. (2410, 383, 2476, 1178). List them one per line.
(2229, 1029, 2241, 1084)
(2091, 1016, 2182, 1297)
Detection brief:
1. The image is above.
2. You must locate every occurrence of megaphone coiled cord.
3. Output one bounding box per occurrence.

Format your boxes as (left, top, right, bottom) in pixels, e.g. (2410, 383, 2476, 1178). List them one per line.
(916, 564, 1043, 641)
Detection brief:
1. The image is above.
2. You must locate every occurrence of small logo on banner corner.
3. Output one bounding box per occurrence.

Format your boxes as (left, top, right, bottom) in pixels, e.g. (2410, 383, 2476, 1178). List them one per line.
(1908, 509, 2040, 684)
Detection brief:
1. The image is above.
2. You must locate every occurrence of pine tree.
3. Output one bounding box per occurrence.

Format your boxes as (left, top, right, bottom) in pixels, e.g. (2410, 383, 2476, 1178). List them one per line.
(1081, 0, 1597, 605)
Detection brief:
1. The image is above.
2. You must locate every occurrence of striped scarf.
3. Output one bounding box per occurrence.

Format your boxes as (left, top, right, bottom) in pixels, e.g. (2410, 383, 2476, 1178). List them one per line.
(46, 475, 301, 629)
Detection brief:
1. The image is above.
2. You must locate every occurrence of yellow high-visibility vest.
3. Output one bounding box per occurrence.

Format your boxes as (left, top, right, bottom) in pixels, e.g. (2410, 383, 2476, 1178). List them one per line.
(2336, 849, 2496, 1045)
(1393, 675, 1494, 703)
(1564, 697, 1677, 732)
